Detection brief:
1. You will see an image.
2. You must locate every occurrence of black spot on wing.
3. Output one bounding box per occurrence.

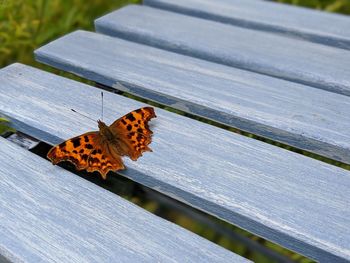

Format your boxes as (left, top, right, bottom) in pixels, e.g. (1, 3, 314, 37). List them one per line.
(72, 137, 81, 148)
(86, 144, 93, 149)
(126, 113, 136, 122)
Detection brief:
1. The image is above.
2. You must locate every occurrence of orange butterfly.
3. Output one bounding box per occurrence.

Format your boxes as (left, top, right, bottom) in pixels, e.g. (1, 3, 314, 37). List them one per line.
(47, 107, 156, 179)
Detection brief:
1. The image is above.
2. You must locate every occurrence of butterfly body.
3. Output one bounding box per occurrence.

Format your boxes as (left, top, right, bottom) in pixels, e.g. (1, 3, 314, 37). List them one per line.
(48, 107, 156, 179)
(98, 120, 114, 140)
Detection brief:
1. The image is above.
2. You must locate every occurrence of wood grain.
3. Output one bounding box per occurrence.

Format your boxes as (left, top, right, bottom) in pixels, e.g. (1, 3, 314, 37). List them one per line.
(94, 5, 350, 97)
(0, 137, 244, 262)
(144, 0, 350, 50)
(0, 64, 350, 262)
(34, 30, 350, 164)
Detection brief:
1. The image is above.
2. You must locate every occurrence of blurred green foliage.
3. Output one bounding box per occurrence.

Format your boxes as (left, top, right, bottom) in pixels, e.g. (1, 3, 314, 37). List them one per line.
(0, 117, 15, 135)
(0, 0, 140, 69)
(0, 0, 348, 262)
(276, 0, 350, 14)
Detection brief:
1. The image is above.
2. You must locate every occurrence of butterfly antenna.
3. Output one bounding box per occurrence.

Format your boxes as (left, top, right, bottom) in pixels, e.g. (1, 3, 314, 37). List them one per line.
(71, 109, 96, 122)
(101, 91, 104, 121)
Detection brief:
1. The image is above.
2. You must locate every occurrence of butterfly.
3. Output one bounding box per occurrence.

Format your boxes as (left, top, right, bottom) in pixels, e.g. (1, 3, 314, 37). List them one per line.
(47, 107, 156, 179)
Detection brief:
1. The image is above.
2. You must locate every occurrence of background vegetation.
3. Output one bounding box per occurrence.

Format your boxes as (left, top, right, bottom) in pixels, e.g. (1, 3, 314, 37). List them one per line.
(0, 0, 140, 69)
(1, 0, 349, 262)
(276, 0, 350, 13)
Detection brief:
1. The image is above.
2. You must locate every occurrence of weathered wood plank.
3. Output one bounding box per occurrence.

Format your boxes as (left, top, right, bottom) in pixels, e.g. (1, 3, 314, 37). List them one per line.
(94, 5, 350, 97)
(0, 137, 244, 263)
(1, 64, 350, 262)
(144, 0, 350, 50)
(34, 30, 350, 164)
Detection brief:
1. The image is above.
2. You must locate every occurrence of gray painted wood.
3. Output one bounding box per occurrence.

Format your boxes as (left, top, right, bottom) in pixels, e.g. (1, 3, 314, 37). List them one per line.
(1, 63, 350, 262)
(34, 30, 350, 165)
(144, 0, 350, 50)
(0, 137, 244, 263)
(94, 5, 350, 97)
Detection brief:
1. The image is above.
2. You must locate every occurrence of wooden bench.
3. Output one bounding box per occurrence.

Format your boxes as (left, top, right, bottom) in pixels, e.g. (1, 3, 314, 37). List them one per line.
(35, 30, 350, 164)
(1, 0, 350, 262)
(144, 0, 350, 50)
(0, 64, 247, 263)
(94, 5, 350, 97)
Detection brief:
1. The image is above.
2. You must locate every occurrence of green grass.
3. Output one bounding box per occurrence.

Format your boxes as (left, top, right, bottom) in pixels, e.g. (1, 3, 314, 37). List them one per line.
(0, 0, 140, 69)
(276, 0, 350, 14)
(0, 117, 15, 135)
(0, 0, 349, 262)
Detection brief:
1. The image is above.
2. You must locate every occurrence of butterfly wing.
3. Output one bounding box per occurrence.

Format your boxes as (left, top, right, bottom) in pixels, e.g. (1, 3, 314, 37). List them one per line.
(47, 131, 125, 179)
(85, 141, 125, 179)
(109, 107, 156, 161)
(47, 132, 98, 169)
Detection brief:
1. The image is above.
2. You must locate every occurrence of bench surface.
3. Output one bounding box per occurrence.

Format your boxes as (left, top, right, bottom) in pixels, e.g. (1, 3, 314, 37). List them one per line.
(144, 0, 350, 50)
(95, 5, 350, 97)
(1, 63, 350, 262)
(0, 133, 244, 262)
(2, 0, 350, 262)
(35, 30, 350, 165)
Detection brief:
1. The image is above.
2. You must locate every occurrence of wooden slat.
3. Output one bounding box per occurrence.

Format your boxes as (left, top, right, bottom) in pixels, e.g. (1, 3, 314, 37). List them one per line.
(1, 63, 350, 262)
(144, 0, 350, 50)
(34, 30, 350, 165)
(0, 139, 244, 262)
(94, 5, 350, 97)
